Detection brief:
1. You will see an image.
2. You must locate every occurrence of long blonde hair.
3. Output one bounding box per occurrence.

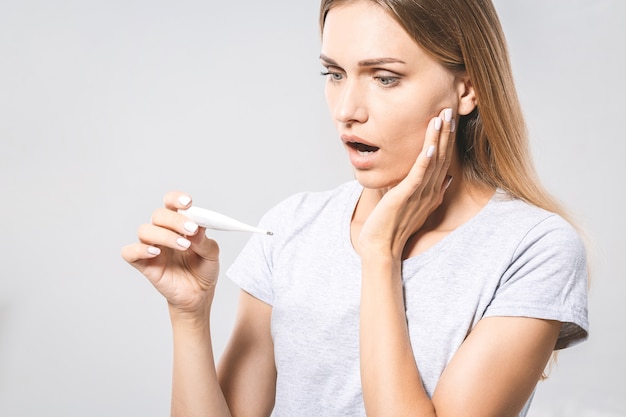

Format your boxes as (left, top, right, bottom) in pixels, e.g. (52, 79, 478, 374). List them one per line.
(320, 0, 567, 218)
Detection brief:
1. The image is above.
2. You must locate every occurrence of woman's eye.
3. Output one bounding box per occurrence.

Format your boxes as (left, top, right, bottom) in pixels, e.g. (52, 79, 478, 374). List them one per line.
(375, 76, 399, 87)
(321, 71, 343, 82)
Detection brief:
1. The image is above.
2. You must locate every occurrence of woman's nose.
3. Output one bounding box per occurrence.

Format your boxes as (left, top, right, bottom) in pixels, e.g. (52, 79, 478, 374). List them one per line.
(332, 79, 368, 125)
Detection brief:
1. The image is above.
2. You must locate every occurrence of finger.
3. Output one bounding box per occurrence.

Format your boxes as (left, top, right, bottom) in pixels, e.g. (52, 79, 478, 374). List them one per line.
(438, 107, 456, 167)
(137, 223, 193, 252)
(151, 207, 199, 237)
(188, 229, 220, 262)
(121, 242, 161, 264)
(416, 116, 445, 177)
(437, 175, 454, 204)
(163, 191, 193, 211)
(402, 154, 432, 192)
(151, 202, 219, 261)
(398, 111, 452, 194)
(420, 114, 442, 158)
(424, 108, 455, 193)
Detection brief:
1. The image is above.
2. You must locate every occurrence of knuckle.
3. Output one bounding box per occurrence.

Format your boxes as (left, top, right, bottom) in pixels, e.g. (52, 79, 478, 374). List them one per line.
(163, 191, 176, 205)
(130, 245, 144, 261)
(120, 245, 132, 262)
(151, 207, 170, 225)
(163, 190, 185, 207)
(137, 223, 151, 239)
(163, 191, 191, 209)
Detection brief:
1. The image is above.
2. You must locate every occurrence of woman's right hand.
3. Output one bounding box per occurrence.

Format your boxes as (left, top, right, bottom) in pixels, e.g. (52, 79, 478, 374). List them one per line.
(121, 191, 220, 316)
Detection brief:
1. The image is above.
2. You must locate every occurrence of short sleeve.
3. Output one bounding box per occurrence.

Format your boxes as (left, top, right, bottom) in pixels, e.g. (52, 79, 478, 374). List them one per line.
(225, 205, 283, 306)
(484, 214, 589, 349)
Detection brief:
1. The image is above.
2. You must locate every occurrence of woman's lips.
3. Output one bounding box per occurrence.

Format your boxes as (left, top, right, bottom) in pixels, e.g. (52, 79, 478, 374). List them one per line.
(348, 141, 379, 154)
(341, 135, 380, 169)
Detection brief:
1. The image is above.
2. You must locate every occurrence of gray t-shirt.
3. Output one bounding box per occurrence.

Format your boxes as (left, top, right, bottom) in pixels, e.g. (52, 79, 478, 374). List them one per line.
(227, 180, 589, 417)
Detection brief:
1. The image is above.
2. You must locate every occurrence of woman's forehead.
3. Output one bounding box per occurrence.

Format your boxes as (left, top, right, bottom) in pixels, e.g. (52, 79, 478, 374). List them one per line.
(321, 2, 426, 66)
(322, 1, 416, 59)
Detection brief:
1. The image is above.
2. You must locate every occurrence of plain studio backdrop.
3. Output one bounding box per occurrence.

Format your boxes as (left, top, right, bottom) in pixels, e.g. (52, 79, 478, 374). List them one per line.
(0, 1, 624, 416)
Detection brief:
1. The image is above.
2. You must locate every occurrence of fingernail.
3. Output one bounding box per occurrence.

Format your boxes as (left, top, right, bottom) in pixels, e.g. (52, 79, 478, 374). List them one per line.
(178, 195, 191, 206)
(148, 246, 161, 256)
(450, 118, 456, 133)
(434, 117, 442, 131)
(184, 221, 198, 234)
(177, 237, 191, 249)
(445, 175, 453, 189)
(444, 108, 452, 122)
(426, 145, 436, 158)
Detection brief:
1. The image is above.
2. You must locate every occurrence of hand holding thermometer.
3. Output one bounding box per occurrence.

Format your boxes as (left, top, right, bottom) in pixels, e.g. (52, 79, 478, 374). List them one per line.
(178, 206, 273, 236)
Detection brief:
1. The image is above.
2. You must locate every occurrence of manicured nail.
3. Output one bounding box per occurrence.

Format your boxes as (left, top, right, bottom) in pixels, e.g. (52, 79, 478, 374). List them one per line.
(426, 145, 436, 158)
(178, 195, 191, 206)
(177, 237, 191, 248)
(450, 118, 456, 133)
(445, 175, 453, 190)
(184, 221, 198, 234)
(148, 246, 161, 256)
(443, 108, 452, 122)
(434, 117, 442, 131)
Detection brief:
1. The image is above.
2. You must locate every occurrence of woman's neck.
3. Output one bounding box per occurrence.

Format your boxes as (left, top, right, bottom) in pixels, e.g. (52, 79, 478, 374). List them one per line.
(351, 173, 495, 259)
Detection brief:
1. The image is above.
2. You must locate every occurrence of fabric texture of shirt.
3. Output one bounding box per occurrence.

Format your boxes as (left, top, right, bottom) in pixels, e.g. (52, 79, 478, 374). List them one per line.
(226, 180, 589, 417)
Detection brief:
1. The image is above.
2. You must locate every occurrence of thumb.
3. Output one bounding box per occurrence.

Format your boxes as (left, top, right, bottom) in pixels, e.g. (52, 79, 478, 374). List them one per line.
(188, 227, 220, 262)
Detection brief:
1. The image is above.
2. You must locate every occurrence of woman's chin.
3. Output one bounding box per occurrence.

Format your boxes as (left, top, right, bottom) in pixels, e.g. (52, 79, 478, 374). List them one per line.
(353, 170, 404, 191)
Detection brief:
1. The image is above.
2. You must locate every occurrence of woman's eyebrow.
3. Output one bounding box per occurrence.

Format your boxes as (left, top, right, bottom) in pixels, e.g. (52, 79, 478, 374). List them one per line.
(358, 57, 406, 66)
(319, 54, 405, 67)
(319, 54, 338, 65)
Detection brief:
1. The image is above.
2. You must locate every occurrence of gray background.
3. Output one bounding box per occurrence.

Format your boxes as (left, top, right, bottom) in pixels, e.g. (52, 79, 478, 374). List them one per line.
(0, 0, 623, 416)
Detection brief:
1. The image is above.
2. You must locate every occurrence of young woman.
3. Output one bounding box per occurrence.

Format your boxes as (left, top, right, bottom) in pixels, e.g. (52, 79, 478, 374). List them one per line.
(122, 1, 589, 416)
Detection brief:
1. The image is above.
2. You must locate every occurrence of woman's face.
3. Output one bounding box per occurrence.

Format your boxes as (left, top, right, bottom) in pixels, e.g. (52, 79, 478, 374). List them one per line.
(321, 1, 460, 189)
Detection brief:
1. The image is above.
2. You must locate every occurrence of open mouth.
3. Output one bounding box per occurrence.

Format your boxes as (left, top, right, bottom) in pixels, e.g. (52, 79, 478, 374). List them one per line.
(347, 141, 379, 155)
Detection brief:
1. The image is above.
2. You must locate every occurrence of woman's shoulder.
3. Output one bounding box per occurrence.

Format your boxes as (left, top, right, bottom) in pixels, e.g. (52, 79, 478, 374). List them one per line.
(489, 190, 574, 227)
(486, 190, 585, 257)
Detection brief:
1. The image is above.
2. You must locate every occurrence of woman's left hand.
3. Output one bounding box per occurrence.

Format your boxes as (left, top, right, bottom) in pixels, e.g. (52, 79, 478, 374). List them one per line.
(358, 107, 456, 259)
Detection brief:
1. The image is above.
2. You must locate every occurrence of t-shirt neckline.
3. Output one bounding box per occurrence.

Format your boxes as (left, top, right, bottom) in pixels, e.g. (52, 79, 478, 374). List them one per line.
(341, 180, 501, 265)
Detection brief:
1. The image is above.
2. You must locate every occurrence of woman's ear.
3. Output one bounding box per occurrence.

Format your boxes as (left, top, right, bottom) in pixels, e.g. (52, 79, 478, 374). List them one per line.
(456, 75, 477, 116)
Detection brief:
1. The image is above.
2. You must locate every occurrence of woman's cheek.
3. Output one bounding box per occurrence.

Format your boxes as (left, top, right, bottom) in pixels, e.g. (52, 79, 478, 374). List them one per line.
(392, 137, 421, 175)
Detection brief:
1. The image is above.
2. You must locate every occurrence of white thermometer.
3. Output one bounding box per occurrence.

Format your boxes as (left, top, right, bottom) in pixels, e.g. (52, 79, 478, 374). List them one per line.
(178, 206, 273, 235)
